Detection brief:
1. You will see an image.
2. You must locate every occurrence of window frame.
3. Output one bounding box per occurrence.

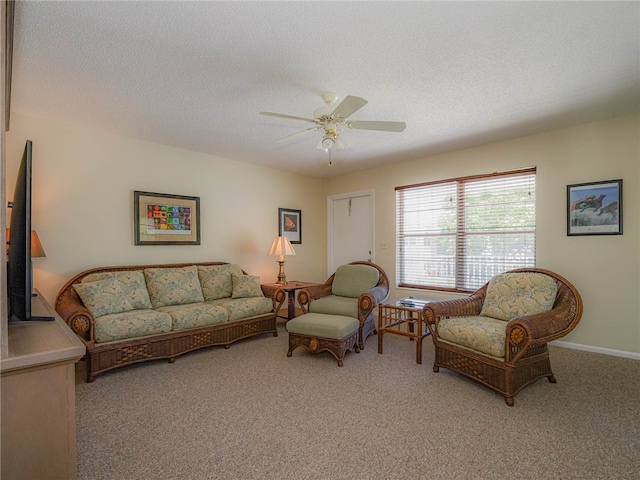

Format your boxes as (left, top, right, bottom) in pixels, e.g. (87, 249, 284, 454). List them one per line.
(395, 167, 536, 293)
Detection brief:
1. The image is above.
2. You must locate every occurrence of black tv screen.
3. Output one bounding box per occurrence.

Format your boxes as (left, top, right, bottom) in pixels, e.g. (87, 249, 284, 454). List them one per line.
(7, 140, 52, 321)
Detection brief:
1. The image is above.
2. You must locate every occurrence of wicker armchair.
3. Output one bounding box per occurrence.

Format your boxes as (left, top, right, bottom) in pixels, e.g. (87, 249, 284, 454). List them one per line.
(423, 268, 583, 406)
(297, 261, 390, 349)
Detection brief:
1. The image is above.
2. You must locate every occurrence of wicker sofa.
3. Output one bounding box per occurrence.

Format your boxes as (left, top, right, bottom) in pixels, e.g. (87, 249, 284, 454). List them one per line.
(55, 262, 286, 382)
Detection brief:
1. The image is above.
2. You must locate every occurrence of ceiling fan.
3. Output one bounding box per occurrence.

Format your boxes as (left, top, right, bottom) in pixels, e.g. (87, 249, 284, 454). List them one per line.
(260, 92, 406, 153)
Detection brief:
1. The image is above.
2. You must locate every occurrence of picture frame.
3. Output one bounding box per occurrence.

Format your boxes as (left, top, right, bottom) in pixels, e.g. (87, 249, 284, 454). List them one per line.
(134, 191, 201, 245)
(567, 179, 622, 236)
(278, 208, 302, 244)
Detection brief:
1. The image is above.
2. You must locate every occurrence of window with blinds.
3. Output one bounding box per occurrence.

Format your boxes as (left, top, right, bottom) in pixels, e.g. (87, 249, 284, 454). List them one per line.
(396, 168, 536, 292)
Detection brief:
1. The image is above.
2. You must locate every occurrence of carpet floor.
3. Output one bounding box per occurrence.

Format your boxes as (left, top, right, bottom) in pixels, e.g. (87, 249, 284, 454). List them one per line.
(75, 320, 640, 479)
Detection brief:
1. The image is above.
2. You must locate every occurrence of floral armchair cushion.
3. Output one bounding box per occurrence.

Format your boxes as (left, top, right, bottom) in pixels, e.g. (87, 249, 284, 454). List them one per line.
(437, 315, 507, 358)
(480, 272, 558, 321)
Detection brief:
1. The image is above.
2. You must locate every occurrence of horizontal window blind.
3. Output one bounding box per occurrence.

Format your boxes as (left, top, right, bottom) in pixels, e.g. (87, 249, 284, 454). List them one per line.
(396, 168, 536, 292)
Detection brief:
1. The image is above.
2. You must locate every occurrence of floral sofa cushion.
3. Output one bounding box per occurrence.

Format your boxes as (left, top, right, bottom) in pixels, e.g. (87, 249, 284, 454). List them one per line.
(231, 274, 263, 299)
(437, 315, 507, 358)
(73, 277, 134, 318)
(156, 303, 229, 330)
(480, 272, 558, 322)
(94, 309, 172, 343)
(331, 264, 379, 298)
(198, 264, 243, 301)
(214, 297, 273, 321)
(144, 266, 205, 308)
(83, 270, 152, 310)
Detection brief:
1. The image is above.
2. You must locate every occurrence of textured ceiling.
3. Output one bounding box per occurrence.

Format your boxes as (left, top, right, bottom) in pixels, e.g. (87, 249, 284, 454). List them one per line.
(10, 1, 640, 178)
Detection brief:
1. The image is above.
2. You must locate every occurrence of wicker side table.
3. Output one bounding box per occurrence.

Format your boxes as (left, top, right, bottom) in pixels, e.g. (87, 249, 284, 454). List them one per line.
(377, 297, 433, 364)
(261, 281, 321, 320)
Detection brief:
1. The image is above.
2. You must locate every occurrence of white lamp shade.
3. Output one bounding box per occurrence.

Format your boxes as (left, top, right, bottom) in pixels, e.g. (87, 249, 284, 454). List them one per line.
(268, 236, 296, 257)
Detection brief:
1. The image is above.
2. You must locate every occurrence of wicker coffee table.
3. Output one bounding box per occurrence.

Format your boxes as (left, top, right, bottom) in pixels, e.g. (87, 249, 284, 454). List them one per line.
(377, 297, 433, 364)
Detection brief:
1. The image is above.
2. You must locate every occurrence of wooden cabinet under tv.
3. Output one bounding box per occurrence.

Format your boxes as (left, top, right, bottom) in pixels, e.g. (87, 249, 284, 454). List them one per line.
(1, 291, 85, 480)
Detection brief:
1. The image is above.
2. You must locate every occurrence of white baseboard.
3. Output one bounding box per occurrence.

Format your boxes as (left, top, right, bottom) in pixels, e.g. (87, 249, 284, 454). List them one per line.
(550, 340, 640, 360)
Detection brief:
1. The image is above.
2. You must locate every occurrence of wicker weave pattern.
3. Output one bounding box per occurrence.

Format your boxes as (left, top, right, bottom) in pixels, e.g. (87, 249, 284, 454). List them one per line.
(425, 268, 582, 406)
(55, 262, 284, 382)
(287, 330, 359, 367)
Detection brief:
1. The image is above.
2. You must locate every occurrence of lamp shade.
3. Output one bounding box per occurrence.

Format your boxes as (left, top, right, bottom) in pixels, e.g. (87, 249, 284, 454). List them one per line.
(31, 230, 46, 258)
(6, 229, 46, 258)
(268, 236, 296, 258)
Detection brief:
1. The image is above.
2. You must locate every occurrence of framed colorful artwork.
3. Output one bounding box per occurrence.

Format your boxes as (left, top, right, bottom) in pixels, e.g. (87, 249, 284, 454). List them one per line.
(134, 191, 201, 245)
(567, 179, 622, 236)
(279, 208, 302, 244)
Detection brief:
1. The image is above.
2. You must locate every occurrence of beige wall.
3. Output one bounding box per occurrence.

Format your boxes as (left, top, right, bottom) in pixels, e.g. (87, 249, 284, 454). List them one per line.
(5, 112, 639, 356)
(5, 113, 326, 304)
(324, 114, 640, 356)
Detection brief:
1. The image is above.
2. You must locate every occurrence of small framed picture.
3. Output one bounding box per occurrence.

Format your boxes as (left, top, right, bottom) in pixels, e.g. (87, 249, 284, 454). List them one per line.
(278, 208, 301, 244)
(134, 191, 201, 245)
(567, 179, 622, 236)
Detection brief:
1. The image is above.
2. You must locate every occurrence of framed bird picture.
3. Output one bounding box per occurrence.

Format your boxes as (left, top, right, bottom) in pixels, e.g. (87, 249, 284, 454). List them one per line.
(279, 208, 301, 244)
(567, 179, 622, 236)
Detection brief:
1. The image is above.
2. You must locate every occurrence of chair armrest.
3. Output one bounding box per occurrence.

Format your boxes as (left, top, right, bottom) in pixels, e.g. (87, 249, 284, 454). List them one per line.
(423, 292, 485, 319)
(356, 285, 389, 324)
(297, 284, 333, 313)
(422, 291, 486, 336)
(261, 285, 287, 314)
(505, 284, 583, 361)
(54, 288, 96, 347)
(357, 293, 376, 323)
(368, 285, 389, 305)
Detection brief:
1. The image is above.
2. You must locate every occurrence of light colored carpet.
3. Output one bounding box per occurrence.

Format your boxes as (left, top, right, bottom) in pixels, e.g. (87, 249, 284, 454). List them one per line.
(75, 321, 640, 480)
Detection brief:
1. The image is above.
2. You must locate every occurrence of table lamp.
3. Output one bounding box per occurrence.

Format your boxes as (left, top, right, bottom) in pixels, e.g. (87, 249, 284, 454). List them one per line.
(268, 236, 296, 285)
(5, 228, 46, 258)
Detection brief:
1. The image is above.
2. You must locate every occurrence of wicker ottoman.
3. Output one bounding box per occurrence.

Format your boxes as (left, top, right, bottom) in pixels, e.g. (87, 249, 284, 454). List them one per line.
(286, 313, 360, 367)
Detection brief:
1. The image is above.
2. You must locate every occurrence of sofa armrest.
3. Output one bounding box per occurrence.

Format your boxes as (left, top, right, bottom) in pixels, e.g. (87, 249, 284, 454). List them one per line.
(261, 284, 287, 314)
(54, 287, 96, 347)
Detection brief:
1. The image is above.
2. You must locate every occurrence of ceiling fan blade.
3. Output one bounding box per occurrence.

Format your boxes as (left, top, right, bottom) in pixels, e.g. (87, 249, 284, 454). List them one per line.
(275, 126, 320, 143)
(330, 96, 368, 119)
(346, 120, 407, 132)
(260, 111, 317, 124)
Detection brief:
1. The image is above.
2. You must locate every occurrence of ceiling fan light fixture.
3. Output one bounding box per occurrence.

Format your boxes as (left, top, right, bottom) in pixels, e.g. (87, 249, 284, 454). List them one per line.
(317, 135, 334, 152)
(261, 92, 405, 154)
(321, 136, 335, 149)
(316, 128, 346, 153)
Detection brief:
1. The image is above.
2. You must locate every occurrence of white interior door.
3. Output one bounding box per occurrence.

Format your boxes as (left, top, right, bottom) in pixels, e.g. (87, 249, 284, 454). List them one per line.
(328, 190, 374, 274)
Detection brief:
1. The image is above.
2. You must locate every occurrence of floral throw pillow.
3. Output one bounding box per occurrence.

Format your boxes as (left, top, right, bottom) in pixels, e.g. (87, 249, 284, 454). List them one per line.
(144, 266, 204, 308)
(73, 276, 134, 318)
(83, 270, 152, 310)
(198, 264, 242, 300)
(231, 274, 264, 299)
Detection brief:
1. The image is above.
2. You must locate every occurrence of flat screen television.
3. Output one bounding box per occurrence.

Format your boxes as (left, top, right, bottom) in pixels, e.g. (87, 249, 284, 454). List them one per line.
(7, 140, 53, 321)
